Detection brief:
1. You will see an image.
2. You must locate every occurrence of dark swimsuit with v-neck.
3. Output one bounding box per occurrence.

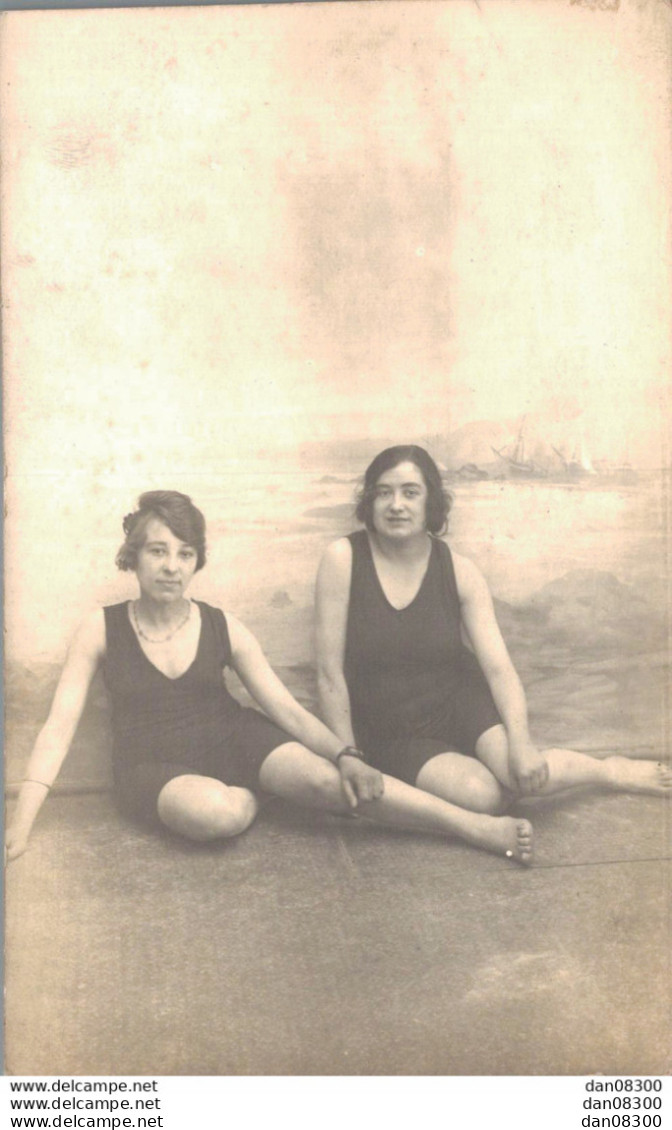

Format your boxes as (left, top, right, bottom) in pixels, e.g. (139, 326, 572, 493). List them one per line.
(344, 530, 501, 784)
(103, 600, 291, 826)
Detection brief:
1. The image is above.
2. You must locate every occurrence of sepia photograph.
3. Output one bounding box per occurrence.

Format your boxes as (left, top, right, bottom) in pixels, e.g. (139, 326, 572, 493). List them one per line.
(2, 0, 671, 1079)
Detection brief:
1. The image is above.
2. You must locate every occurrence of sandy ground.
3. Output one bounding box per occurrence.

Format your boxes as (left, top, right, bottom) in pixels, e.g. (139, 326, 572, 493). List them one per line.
(5, 788, 670, 1076)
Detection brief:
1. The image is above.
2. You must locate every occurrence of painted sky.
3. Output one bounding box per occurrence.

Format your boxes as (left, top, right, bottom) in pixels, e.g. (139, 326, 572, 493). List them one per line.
(3, 0, 670, 480)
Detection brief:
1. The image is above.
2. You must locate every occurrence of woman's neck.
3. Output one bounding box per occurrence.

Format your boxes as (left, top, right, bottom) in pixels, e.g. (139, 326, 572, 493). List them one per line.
(368, 530, 431, 562)
(134, 594, 191, 627)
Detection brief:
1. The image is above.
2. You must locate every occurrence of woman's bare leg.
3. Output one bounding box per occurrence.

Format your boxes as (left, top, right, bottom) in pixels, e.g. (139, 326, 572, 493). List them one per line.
(415, 751, 511, 814)
(476, 725, 672, 796)
(259, 742, 533, 863)
(157, 774, 259, 840)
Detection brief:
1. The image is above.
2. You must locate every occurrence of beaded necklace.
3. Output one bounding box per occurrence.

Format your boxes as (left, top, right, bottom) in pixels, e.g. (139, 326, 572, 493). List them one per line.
(132, 599, 192, 643)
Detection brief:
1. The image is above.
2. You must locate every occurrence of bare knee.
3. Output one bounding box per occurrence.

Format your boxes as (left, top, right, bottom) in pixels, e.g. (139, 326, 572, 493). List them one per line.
(449, 771, 509, 814)
(157, 775, 258, 841)
(304, 760, 346, 811)
(473, 778, 510, 814)
(282, 753, 345, 812)
(416, 754, 509, 815)
(477, 762, 520, 808)
(260, 744, 347, 812)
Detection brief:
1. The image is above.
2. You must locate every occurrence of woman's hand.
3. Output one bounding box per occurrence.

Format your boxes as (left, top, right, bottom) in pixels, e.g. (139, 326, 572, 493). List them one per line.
(508, 739, 549, 794)
(5, 828, 29, 864)
(338, 755, 385, 809)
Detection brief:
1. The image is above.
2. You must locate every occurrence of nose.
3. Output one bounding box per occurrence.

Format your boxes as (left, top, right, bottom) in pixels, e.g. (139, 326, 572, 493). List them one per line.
(162, 557, 179, 574)
(389, 492, 405, 511)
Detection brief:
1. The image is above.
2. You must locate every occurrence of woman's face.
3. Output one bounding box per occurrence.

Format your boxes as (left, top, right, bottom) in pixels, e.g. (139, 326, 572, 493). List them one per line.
(135, 518, 198, 602)
(371, 461, 428, 539)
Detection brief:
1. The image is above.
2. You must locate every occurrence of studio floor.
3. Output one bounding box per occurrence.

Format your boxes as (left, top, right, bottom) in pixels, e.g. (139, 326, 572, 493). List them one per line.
(5, 788, 671, 1076)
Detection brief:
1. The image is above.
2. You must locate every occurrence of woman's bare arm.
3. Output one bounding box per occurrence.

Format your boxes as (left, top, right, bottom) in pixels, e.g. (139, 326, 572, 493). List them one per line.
(228, 613, 345, 760)
(314, 538, 358, 747)
(228, 606, 383, 807)
(453, 552, 549, 792)
(6, 610, 106, 860)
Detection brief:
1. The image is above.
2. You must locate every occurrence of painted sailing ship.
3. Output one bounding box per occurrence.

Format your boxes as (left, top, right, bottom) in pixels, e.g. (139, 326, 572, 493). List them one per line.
(491, 416, 547, 478)
(551, 436, 598, 480)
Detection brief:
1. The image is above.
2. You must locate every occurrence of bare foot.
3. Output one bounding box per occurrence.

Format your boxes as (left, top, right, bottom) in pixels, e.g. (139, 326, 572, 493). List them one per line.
(468, 814, 534, 865)
(604, 757, 672, 796)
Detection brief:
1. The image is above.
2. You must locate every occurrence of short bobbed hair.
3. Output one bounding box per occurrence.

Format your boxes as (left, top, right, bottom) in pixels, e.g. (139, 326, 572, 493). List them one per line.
(355, 445, 452, 536)
(116, 491, 207, 572)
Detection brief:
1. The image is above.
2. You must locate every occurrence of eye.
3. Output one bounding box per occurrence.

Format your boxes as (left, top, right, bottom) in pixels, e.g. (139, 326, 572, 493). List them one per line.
(180, 549, 195, 560)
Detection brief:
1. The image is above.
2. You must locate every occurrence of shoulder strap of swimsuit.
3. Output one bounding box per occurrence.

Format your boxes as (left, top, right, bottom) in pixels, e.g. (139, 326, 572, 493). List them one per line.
(347, 529, 367, 553)
(197, 601, 233, 669)
(103, 601, 130, 642)
(346, 529, 369, 592)
(434, 537, 461, 610)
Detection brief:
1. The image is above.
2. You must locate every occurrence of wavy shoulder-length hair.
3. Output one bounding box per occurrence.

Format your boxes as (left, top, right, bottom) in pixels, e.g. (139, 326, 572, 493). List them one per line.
(115, 490, 207, 572)
(355, 445, 452, 536)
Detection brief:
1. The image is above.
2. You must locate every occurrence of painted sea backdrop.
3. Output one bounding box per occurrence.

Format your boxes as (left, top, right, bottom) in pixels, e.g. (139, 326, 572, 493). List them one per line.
(5, 457, 669, 790)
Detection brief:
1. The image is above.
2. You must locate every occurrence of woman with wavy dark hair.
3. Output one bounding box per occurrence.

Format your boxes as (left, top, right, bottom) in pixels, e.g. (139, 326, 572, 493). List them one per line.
(9, 488, 562, 864)
(316, 446, 670, 862)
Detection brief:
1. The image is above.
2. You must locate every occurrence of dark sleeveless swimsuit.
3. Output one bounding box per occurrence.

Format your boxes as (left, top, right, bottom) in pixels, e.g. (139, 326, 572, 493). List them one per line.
(344, 530, 501, 783)
(103, 600, 292, 826)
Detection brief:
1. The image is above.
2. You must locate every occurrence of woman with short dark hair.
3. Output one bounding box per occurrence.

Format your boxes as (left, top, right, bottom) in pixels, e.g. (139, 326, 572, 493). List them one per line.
(116, 490, 208, 573)
(8, 489, 554, 864)
(316, 445, 670, 858)
(355, 444, 452, 535)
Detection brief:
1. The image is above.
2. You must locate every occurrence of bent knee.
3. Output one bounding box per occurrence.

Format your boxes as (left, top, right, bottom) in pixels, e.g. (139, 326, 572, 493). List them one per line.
(289, 757, 344, 811)
(309, 765, 346, 811)
(260, 744, 346, 812)
(477, 783, 510, 815)
(478, 768, 519, 809)
(157, 775, 257, 841)
(456, 775, 509, 814)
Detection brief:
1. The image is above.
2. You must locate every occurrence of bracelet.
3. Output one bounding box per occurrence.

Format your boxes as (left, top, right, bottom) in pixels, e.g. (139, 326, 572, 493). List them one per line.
(336, 746, 366, 766)
(23, 779, 51, 790)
